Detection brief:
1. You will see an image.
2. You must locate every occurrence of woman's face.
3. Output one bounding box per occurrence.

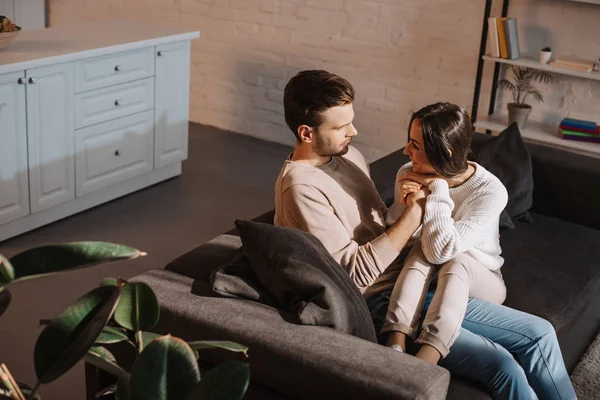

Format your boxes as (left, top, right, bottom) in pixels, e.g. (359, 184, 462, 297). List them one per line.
(403, 119, 436, 175)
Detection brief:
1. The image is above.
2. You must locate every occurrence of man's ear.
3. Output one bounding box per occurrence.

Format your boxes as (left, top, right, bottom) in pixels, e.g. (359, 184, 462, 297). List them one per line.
(297, 125, 314, 143)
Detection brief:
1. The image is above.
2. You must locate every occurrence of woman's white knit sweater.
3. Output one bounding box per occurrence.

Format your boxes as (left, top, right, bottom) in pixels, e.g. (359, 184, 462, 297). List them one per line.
(386, 162, 508, 271)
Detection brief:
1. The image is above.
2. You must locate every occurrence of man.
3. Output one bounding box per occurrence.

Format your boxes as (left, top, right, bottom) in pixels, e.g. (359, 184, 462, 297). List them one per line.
(273, 70, 576, 399)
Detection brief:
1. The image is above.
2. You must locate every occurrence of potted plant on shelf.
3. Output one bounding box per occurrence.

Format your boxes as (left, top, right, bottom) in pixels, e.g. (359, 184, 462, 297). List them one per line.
(540, 46, 552, 64)
(499, 66, 553, 130)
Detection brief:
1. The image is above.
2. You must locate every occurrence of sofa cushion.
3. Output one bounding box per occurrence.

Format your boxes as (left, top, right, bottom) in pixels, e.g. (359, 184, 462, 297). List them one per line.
(209, 253, 277, 307)
(500, 212, 600, 333)
(235, 219, 378, 343)
(471, 123, 534, 227)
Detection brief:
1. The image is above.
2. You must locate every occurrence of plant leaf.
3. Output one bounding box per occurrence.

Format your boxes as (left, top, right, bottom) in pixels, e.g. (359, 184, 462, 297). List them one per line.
(0, 254, 15, 286)
(84, 349, 130, 400)
(188, 341, 249, 357)
(9, 242, 145, 283)
(96, 326, 131, 346)
(0, 289, 11, 319)
(89, 345, 117, 364)
(101, 277, 119, 287)
(114, 283, 159, 332)
(34, 284, 123, 384)
(187, 362, 250, 400)
(130, 335, 200, 400)
(141, 332, 162, 350)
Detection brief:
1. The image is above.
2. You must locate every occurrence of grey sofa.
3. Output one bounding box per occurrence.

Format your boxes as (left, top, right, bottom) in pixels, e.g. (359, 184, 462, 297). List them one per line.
(86, 134, 600, 399)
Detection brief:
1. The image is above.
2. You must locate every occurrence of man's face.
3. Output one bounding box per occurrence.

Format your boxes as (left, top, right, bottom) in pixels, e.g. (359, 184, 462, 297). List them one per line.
(312, 103, 358, 157)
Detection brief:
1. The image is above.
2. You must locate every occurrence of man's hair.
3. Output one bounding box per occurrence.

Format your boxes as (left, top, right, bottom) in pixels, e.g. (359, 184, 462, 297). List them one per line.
(283, 70, 355, 140)
(408, 102, 474, 178)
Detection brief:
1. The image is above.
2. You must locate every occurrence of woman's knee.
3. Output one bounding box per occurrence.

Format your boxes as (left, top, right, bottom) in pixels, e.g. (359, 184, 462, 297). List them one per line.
(529, 316, 557, 341)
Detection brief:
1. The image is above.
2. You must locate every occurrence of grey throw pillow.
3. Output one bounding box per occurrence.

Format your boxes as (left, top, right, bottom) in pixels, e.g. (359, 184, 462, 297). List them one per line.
(472, 122, 534, 229)
(234, 219, 377, 343)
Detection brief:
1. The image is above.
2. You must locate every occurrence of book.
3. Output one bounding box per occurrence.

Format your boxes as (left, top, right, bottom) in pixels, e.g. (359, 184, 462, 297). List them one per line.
(553, 57, 595, 69)
(561, 118, 598, 131)
(487, 17, 500, 58)
(497, 17, 509, 59)
(559, 124, 600, 135)
(551, 62, 593, 72)
(561, 134, 600, 144)
(561, 129, 600, 138)
(504, 18, 520, 60)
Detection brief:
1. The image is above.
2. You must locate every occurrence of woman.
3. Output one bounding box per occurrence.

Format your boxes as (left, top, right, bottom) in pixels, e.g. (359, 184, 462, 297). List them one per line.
(375, 102, 576, 400)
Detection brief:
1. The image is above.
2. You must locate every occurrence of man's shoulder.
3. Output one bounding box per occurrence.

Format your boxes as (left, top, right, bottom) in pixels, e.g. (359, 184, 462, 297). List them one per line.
(277, 161, 326, 192)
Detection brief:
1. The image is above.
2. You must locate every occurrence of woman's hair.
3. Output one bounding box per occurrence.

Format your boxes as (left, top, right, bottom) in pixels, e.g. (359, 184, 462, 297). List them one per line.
(284, 70, 355, 140)
(409, 102, 474, 178)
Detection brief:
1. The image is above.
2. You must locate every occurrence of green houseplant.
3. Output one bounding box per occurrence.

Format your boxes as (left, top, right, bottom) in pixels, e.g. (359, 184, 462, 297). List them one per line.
(0, 242, 250, 400)
(499, 66, 553, 130)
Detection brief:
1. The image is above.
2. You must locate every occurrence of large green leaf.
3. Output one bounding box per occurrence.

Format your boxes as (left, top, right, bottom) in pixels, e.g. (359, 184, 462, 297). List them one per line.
(96, 326, 132, 346)
(0, 289, 11, 318)
(0, 254, 14, 286)
(130, 335, 200, 400)
(9, 242, 145, 283)
(114, 283, 159, 332)
(34, 284, 123, 383)
(188, 341, 249, 357)
(187, 362, 250, 400)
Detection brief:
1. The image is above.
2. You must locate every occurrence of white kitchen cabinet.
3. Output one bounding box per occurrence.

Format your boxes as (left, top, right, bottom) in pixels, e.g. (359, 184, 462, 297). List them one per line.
(154, 41, 191, 169)
(26, 62, 75, 214)
(0, 71, 29, 224)
(0, 20, 199, 241)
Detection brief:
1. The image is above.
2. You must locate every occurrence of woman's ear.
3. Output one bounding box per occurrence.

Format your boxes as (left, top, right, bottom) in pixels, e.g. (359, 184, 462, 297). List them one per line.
(297, 125, 314, 143)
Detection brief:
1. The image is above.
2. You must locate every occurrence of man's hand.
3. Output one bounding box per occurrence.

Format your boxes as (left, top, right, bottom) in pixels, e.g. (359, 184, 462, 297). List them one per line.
(406, 187, 430, 209)
(399, 171, 442, 188)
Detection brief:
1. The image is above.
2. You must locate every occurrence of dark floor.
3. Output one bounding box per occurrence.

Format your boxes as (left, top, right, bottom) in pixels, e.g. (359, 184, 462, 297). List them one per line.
(0, 123, 293, 400)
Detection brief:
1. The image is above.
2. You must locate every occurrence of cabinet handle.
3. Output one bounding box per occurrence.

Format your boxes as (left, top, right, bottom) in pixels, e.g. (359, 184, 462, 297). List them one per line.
(114, 65, 122, 72)
(17, 78, 25, 85)
(114, 100, 122, 107)
(28, 77, 36, 84)
(114, 149, 122, 156)
(157, 51, 163, 57)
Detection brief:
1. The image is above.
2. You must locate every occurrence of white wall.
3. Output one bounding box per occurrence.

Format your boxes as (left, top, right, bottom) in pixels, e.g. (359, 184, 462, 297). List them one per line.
(0, 0, 45, 30)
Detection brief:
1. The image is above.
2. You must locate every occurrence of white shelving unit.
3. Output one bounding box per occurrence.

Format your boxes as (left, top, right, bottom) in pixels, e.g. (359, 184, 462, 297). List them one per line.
(482, 55, 600, 81)
(474, 113, 600, 159)
(476, 55, 600, 159)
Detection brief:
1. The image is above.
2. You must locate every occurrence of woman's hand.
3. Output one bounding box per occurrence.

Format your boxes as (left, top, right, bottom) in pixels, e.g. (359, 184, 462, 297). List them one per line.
(400, 180, 422, 206)
(399, 171, 442, 188)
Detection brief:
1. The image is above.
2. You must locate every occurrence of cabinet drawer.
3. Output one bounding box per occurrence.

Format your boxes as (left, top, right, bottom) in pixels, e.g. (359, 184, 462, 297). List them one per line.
(75, 78, 154, 129)
(75, 110, 154, 196)
(74, 47, 155, 93)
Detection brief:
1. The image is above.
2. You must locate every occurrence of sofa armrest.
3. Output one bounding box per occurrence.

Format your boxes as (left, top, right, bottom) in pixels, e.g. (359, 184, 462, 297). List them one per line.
(133, 270, 450, 400)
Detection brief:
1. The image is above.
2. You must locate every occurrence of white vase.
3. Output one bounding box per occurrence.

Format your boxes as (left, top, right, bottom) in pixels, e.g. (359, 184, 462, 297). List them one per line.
(540, 51, 552, 64)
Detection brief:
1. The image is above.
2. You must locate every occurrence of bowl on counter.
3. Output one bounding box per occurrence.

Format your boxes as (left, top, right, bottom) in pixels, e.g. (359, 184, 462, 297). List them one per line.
(0, 26, 21, 49)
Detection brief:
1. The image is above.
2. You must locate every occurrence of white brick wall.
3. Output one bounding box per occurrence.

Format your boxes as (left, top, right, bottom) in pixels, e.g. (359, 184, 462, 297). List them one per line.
(48, 0, 600, 161)
(48, 0, 486, 161)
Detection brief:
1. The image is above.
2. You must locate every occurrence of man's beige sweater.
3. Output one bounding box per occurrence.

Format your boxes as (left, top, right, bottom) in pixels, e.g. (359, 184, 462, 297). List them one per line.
(274, 146, 402, 298)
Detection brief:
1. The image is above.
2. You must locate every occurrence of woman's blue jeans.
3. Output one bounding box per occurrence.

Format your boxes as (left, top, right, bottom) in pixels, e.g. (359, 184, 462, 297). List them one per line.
(367, 290, 577, 400)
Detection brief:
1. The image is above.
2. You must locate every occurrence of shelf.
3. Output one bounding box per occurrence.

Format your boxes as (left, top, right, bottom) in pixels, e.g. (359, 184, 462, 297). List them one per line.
(474, 114, 600, 159)
(482, 55, 600, 81)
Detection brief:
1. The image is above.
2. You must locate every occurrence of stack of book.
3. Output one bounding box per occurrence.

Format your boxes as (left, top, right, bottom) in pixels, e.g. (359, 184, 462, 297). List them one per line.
(559, 118, 600, 143)
(487, 17, 520, 60)
(550, 58, 595, 73)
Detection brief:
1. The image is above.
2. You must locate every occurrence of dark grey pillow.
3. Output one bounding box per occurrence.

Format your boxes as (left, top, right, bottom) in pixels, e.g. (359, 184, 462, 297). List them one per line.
(472, 122, 534, 228)
(234, 219, 377, 343)
(209, 252, 278, 307)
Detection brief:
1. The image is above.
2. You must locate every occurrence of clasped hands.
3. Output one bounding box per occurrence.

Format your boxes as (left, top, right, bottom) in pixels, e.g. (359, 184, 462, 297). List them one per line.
(398, 171, 441, 207)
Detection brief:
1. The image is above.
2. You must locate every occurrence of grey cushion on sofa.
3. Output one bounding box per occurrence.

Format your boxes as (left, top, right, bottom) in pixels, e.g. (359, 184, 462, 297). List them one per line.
(500, 212, 600, 334)
(132, 269, 450, 400)
(234, 219, 377, 342)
